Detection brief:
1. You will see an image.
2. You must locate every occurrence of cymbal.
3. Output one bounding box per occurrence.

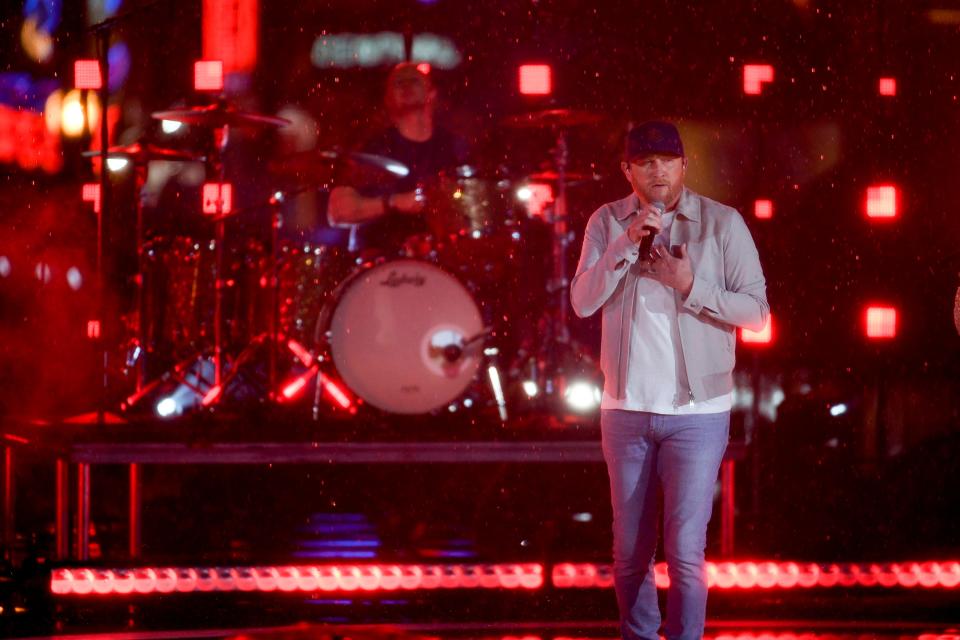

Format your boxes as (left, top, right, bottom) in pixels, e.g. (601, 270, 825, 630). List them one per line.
(82, 142, 205, 164)
(269, 149, 409, 181)
(502, 108, 603, 129)
(152, 104, 291, 129)
(350, 151, 410, 177)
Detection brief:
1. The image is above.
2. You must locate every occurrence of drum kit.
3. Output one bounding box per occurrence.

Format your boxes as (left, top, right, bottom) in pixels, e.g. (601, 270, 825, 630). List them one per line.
(111, 100, 604, 420)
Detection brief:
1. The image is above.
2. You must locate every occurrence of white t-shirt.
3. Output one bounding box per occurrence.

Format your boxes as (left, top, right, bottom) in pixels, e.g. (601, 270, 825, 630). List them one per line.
(601, 210, 732, 414)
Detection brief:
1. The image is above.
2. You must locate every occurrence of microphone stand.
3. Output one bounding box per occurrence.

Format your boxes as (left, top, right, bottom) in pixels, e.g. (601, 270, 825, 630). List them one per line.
(85, 0, 170, 425)
(93, 26, 110, 427)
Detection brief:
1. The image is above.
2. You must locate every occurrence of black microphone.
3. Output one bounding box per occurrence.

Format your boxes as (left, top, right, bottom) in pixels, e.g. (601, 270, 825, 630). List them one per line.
(638, 200, 665, 260)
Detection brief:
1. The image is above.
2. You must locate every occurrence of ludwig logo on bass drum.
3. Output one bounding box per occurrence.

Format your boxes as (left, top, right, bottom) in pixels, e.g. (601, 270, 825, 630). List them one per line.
(380, 270, 427, 288)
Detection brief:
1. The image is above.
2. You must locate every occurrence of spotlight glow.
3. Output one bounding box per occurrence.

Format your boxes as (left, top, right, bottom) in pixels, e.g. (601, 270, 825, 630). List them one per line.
(564, 380, 601, 412)
(161, 119, 184, 134)
(829, 403, 848, 417)
(35, 262, 52, 284)
(61, 90, 100, 138)
(66, 266, 83, 290)
(106, 157, 129, 172)
(156, 397, 178, 418)
(522, 380, 539, 398)
(61, 96, 86, 137)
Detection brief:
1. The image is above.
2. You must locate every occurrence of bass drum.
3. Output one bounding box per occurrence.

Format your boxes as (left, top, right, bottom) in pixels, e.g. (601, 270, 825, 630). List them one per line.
(320, 258, 484, 415)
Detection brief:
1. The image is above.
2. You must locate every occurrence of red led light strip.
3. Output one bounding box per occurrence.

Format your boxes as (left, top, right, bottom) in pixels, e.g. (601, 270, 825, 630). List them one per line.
(50, 563, 544, 595)
(49, 561, 960, 596)
(552, 561, 960, 590)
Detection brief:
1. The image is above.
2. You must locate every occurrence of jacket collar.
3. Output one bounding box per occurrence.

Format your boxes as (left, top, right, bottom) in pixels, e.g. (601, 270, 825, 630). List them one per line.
(613, 187, 701, 222)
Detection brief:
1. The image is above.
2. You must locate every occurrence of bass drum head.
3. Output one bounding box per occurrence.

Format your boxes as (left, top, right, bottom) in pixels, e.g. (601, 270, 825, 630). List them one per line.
(328, 258, 484, 414)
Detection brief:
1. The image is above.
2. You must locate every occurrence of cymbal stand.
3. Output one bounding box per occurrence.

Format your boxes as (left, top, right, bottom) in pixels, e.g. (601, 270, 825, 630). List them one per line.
(132, 161, 148, 393)
(203, 124, 231, 405)
(213, 188, 286, 403)
(537, 126, 576, 399)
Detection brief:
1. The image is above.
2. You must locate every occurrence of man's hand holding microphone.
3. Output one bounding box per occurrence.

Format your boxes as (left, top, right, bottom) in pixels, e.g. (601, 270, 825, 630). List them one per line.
(628, 200, 694, 297)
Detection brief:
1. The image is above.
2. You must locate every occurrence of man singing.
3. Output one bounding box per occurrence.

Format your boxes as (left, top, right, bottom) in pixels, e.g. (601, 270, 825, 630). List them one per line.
(571, 121, 769, 640)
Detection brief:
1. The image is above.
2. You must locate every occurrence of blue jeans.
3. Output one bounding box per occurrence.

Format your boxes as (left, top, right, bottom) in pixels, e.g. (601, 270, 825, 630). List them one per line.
(600, 409, 730, 640)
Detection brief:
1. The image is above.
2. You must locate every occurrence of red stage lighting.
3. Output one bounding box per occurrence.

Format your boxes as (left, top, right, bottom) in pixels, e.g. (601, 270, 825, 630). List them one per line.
(753, 199, 774, 219)
(317, 372, 354, 411)
(200, 384, 222, 406)
(280, 367, 317, 401)
(865, 184, 899, 219)
(519, 64, 552, 95)
(203, 0, 258, 74)
(194, 60, 224, 92)
(82, 183, 101, 213)
(517, 182, 554, 219)
(879, 77, 897, 96)
(74, 60, 103, 90)
(49, 560, 960, 595)
(865, 305, 897, 339)
(51, 563, 544, 595)
(743, 64, 774, 95)
(202, 182, 232, 215)
(416, 63, 431, 75)
(86, 320, 101, 339)
(741, 314, 773, 345)
(287, 339, 314, 367)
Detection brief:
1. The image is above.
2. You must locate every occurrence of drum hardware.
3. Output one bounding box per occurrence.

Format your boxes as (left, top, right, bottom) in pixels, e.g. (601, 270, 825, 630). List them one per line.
(437, 327, 493, 363)
(152, 102, 292, 130)
(502, 108, 604, 411)
(172, 185, 313, 408)
(149, 101, 290, 406)
(268, 149, 410, 184)
(83, 141, 206, 399)
(424, 165, 515, 239)
(121, 352, 214, 413)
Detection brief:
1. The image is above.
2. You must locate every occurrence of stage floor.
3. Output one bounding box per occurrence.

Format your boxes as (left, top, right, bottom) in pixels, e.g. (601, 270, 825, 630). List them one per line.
(8, 620, 960, 640)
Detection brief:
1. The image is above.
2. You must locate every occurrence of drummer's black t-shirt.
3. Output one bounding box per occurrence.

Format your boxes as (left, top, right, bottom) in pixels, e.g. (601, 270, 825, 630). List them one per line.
(341, 126, 469, 251)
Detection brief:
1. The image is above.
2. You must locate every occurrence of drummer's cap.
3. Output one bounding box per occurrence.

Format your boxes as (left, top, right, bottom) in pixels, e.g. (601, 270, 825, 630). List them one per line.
(624, 121, 684, 161)
(387, 62, 432, 87)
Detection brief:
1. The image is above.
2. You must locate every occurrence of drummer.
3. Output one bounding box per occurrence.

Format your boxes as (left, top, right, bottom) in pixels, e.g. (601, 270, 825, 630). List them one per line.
(327, 62, 469, 251)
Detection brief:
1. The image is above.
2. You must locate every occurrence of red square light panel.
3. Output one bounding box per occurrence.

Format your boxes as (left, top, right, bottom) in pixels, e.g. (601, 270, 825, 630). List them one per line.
(865, 305, 897, 339)
(519, 64, 552, 96)
(878, 77, 897, 97)
(743, 64, 774, 95)
(754, 199, 774, 219)
(202, 182, 232, 214)
(865, 184, 898, 219)
(82, 183, 101, 213)
(741, 315, 773, 345)
(75, 60, 103, 90)
(194, 60, 224, 92)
